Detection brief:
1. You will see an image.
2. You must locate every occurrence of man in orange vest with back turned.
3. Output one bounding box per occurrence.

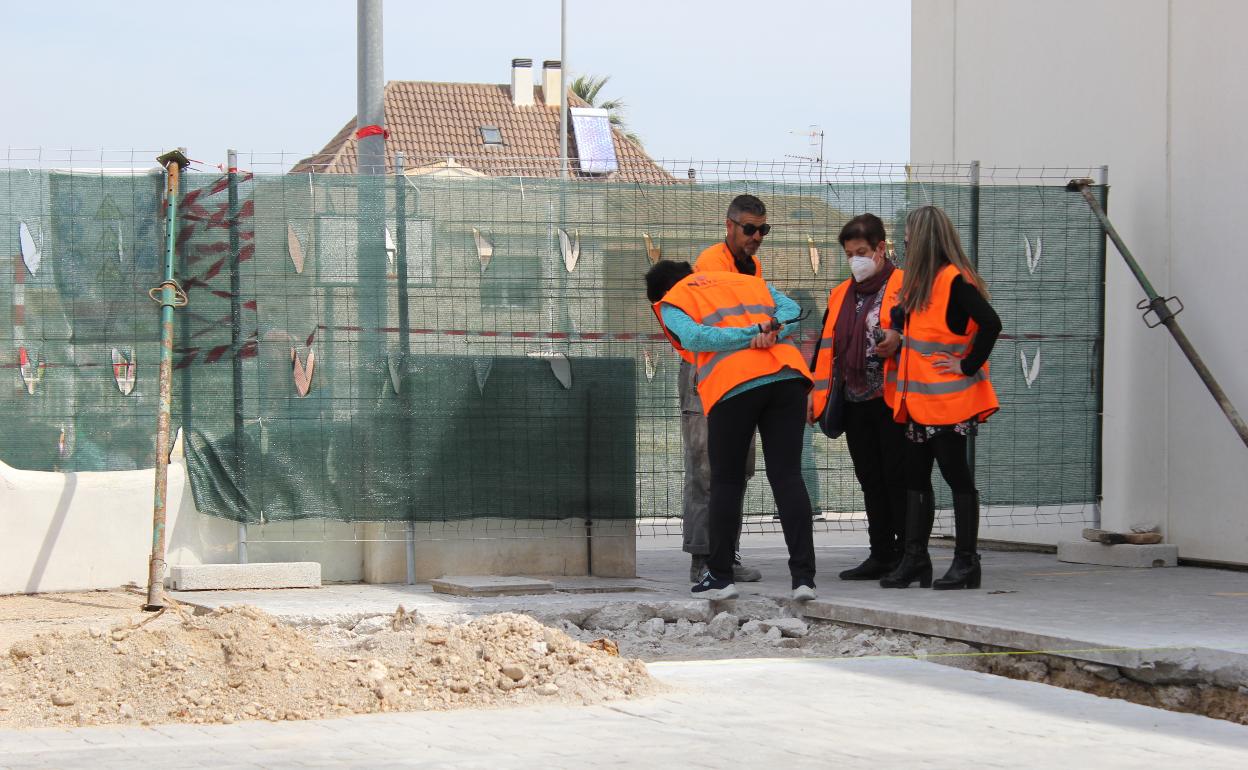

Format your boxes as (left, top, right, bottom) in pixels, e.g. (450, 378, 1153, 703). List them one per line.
(647, 260, 818, 601)
(679, 194, 769, 584)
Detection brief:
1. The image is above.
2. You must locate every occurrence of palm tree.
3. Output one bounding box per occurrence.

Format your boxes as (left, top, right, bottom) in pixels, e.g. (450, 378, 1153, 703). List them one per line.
(569, 74, 643, 147)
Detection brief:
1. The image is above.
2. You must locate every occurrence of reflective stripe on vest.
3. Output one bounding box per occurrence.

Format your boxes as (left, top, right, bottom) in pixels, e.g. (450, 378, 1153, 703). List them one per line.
(884, 367, 987, 395)
(699, 303, 776, 326)
(889, 264, 999, 426)
(902, 338, 971, 356)
(657, 271, 811, 413)
(698, 338, 804, 382)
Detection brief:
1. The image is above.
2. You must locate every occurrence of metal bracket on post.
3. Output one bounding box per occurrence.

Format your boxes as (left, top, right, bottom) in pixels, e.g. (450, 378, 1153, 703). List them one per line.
(1138, 295, 1184, 329)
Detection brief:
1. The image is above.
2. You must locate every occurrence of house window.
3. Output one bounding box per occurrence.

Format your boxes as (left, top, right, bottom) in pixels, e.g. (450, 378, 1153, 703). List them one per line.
(481, 251, 540, 310)
(480, 126, 504, 146)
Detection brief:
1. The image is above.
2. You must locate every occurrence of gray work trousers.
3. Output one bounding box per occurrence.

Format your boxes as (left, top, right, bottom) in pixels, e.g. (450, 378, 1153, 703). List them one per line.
(679, 359, 755, 556)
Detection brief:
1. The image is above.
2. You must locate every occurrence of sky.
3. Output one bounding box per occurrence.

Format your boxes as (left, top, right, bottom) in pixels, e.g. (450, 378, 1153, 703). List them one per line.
(1, 0, 910, 167)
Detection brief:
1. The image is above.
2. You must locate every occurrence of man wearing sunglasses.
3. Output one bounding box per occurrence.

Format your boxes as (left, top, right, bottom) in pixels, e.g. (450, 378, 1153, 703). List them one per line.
(695, 194, 771, 277)
(679, 195, 772, 583)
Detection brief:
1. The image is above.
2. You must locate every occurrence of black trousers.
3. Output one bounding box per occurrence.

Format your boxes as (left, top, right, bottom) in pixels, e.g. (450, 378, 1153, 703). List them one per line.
(904, 431, 977, 495)
(706, 378, 816, 588)
(843, 398, 908, 559)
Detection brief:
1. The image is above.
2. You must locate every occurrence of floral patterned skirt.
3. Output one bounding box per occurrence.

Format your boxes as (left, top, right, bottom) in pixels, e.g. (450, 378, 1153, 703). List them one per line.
(905, 418, 979, 444)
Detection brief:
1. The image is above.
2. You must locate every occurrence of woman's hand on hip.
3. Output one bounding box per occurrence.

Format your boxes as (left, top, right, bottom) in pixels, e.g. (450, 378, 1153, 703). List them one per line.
(930, 351, 964, 375)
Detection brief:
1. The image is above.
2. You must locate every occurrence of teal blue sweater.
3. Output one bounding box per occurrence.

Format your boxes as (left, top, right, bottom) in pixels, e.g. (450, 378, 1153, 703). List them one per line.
(660, 283, 807, 402)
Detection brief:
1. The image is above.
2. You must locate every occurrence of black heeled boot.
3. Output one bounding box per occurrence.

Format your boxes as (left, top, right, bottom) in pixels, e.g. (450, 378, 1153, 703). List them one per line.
(933, 491, 982, 590)
(880, 490, 933, 589)
(841, 486, 901, 580)
(839, 554, 895, 580)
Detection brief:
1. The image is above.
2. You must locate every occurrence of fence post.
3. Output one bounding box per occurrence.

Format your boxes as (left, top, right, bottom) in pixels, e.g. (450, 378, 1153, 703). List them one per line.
(227, 149, 248, 563)
(967, 160, 981, 485)
(1093, 165, 1109, 527)
(395, 152, 416, 585)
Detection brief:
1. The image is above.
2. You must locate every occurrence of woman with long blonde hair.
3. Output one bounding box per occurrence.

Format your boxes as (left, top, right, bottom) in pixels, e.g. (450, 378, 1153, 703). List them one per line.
(878, 205, 1001, 590)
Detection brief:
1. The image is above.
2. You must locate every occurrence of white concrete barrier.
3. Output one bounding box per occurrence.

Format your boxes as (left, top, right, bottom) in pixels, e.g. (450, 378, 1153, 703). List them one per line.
(169, 562, 321, 590)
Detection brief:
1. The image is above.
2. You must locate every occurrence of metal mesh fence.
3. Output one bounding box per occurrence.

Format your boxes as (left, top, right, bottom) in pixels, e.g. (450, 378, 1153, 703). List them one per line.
(0, 155, 1105, 536)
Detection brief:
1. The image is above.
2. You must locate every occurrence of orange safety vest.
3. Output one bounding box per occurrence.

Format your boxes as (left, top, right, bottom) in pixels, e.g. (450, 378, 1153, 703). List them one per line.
(694, 242, 763, 279)
(810, 268, 904, 418)
(664, 243, 764, 366)
(654, 272, 811, 414)
(885, 264, 999, 426)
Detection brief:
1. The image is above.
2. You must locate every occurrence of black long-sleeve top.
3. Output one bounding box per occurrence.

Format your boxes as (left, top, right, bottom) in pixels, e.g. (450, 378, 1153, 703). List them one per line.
(891, 275, 1002, 375)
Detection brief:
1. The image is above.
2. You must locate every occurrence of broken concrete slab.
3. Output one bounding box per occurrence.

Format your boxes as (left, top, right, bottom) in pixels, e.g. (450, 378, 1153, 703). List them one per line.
(647, 600, 713, 624)
(583, 602, 655, 631)
(168, 562, 321, 591)
(757, 618, 809, 638)
(1057, 541, 1178, 568)
(429, 576, 555, 597)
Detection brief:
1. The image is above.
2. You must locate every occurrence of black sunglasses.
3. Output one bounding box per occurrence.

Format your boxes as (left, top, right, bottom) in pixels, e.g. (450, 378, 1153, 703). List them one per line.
(731, 219, 771, 237)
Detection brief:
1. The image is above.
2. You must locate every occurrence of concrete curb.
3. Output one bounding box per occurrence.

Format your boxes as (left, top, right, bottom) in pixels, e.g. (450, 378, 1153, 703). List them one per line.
(798, 598, 1248, 687)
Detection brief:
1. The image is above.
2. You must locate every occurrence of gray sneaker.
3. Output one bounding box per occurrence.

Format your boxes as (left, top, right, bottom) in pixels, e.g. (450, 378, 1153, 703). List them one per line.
(689, 554, 708, 583)
(732, 554, 762, 583)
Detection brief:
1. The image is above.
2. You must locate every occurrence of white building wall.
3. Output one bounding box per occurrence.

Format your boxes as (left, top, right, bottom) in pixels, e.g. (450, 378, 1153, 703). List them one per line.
(912, 0, 1248, 564)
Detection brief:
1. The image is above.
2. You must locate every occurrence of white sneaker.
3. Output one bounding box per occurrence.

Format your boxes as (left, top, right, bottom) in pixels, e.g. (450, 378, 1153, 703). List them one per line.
(791, 584, 817, 602)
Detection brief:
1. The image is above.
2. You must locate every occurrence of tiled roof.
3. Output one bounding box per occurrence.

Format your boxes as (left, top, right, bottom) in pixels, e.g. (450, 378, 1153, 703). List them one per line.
(291, 81, 675, 183)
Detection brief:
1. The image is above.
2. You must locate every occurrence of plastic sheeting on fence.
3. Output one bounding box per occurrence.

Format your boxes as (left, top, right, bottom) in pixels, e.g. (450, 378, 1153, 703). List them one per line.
(0, 168, 1104, 523)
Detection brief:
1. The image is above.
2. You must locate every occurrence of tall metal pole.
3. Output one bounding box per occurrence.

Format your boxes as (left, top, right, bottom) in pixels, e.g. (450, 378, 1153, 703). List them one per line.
(559, 0, 569, 178)
(145, 149, 190, 611)
(356, 0, 387, 411)
(357, 0, 386, 176)
(227, 149, 248, 564)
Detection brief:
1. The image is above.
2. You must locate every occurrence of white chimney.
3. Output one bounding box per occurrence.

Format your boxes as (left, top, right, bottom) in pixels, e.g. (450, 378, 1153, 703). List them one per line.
(511, 58, 534, 107)
(542, 60, 562, 108)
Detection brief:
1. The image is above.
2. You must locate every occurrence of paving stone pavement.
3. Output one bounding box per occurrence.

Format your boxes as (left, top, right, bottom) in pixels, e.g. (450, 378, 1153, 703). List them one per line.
(3, 657, 1247, 769)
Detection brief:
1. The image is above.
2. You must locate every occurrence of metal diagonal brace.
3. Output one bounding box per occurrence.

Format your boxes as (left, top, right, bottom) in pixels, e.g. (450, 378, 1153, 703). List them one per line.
(1067, 178, 1248, 450)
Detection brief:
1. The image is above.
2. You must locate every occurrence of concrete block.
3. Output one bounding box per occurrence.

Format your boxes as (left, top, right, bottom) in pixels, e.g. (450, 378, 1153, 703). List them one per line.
(360, 518, 637, 583)
(585, 520, 638, 578)
(168, 562, 321, 590)
(1057, 541, 1178, 568)
(430, 575, 555, 597)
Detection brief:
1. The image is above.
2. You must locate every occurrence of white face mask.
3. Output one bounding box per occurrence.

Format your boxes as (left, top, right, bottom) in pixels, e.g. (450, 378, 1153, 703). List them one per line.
(849, 255, 879, 282)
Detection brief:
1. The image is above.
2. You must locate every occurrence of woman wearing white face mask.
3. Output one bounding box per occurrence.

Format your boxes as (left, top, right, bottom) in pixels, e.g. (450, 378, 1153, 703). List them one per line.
(809, 214, 920, 581)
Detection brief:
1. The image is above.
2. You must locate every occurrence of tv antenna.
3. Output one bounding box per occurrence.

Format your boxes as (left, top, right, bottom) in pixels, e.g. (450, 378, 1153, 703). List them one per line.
(786, 125, 825, 181)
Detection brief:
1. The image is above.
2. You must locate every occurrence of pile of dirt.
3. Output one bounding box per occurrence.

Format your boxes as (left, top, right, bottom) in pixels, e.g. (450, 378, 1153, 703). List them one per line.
(0, 605, 655, 729)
